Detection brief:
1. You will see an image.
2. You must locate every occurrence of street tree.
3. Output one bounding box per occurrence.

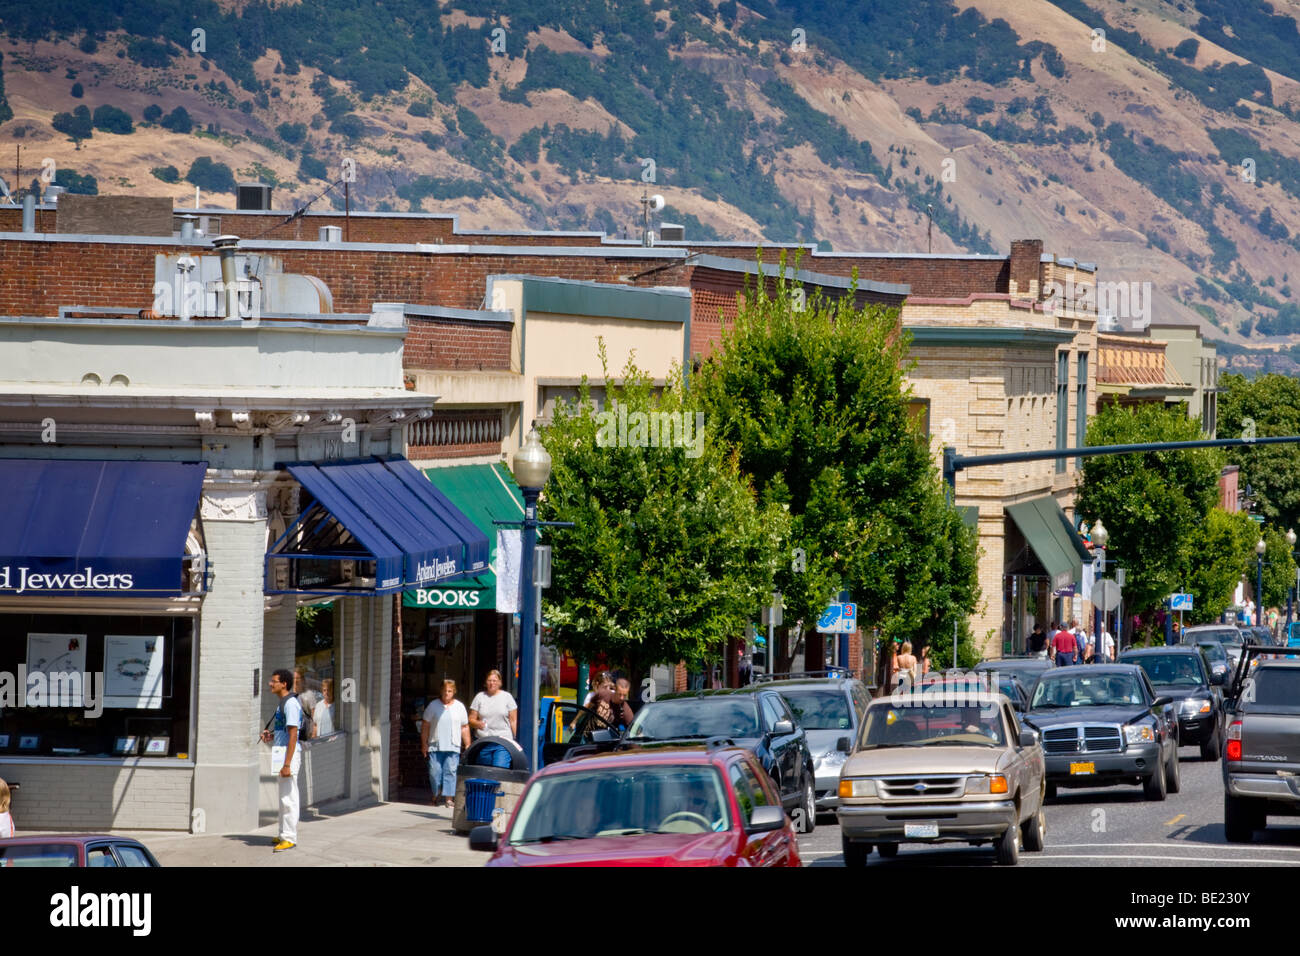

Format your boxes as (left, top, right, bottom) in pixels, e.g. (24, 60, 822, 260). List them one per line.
(1219, 373, 1300, 534)
(1180, 508, 1256, 625)
(1260, 524, 1298, 611)
(696, 256, 980, 672)
(1077, 403, 1224, 616)
(536, 346, 786, 687)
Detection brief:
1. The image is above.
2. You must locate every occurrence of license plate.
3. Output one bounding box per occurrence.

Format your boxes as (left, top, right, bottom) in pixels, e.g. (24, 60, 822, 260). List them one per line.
(904, 823, 939, 838)
(1070, 762, 1095, 775)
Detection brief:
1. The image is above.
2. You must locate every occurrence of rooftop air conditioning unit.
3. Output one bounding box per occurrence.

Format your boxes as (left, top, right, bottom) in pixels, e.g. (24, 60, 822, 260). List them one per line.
(237, 182, 272, 211)
(659, 223, 685, 241)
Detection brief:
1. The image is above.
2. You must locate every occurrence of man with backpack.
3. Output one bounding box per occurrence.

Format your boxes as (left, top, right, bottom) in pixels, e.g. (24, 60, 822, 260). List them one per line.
(260, 668, 305, 852)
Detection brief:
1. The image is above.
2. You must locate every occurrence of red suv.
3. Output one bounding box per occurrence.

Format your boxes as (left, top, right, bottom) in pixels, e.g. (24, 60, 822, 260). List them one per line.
(470, 742, 802, 867)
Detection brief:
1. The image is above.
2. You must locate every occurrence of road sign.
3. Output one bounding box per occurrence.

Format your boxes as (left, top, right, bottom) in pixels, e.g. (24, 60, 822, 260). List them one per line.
(1170, 593, 1193, 611)
(1090, 579, 1121, 612)
(816, 603, 857, 634)
(1249, 514, 1265, 523)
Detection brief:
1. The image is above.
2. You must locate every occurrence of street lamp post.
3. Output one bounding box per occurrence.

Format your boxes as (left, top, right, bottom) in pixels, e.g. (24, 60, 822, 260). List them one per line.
(1288, 529, 1297, 634)
(1092, 519, 1109, 664)
(513, 427, 552, 774)
(1256, 537, 1268, 628)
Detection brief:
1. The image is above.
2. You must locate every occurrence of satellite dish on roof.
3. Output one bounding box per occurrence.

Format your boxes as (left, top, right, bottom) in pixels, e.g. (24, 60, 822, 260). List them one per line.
(648, 194, 665, 212)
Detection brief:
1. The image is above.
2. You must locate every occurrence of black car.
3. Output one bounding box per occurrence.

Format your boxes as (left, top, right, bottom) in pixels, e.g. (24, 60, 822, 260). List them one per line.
(1182, 625, 1245, 672)
(1119, 645, 1225, 760)
(623, 688, 818, 831)
(1193, 639, 1232, 686)
(975, 657, 1054, 697)
(1023, 664, 1180, 801)
(751, 676, 871, 813)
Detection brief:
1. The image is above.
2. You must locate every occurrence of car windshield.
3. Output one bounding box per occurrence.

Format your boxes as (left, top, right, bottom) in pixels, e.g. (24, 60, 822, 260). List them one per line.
(779, 689, 852, 730)
(1030, 673, 1144, 708)
(627, 698, 759, 740)
(507, 766, 731, 843)
(860, 704, 1005, 748)
(0, 843, 79, 866)
(1130, 655, 1203, 687)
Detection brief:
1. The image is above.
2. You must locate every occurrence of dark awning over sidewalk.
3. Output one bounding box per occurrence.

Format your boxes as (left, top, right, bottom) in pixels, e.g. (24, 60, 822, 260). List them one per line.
(267, 455, 489, 595)
(0, 459, 207, 597)
(1005, 496, 1091, 589)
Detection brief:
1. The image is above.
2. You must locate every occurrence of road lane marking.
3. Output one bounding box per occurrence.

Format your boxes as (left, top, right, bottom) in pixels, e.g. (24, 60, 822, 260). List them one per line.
(1164, 814, 1185, 826)
(1033, 853, 1295, 864)
(1045, 848, 1300, 858)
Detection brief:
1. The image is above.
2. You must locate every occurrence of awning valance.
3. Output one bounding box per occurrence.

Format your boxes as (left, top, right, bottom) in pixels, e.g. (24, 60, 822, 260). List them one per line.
(0, 459, 207, 597)
(403, 463, 523, 611)
(267, 456, 489, 595)
(1005, 496, 1091, 588)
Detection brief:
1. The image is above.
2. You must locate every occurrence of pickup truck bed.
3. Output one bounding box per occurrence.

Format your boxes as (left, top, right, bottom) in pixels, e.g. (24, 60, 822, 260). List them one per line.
(1222, 654, 1300, 842)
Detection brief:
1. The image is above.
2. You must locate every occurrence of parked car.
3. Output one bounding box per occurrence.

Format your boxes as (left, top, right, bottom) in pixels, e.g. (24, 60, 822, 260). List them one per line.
(1182, 625, 1245, 672)
(974, 656, 1054, 694)
(837, 690, 1045, 866)
(1222, 645, 1300, 842)
(0, 835, 161, 867)
(469, 744, 802, 866)
(1023, 664, 1179, 801)
(751, 675, 871, 813)
(1119, 645, 1225, 760)
(622, 688, 818, 830)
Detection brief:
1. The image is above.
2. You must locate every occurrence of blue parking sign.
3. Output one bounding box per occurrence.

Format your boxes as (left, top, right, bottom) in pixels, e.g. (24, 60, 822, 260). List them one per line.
(1170, 593, 1193, 611)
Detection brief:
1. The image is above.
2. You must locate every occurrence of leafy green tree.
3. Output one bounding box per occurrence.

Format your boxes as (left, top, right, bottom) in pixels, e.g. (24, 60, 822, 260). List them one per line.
(1260, 524, 1298, 610)
(159, 107, 192, 134)
(52, 105, 93, 141)
(696, 256, 980, 671)
(1181, 509, 1256, 624)
(185, 157, 236, 193)
(1077, 403, 1224, 616)
(150, 165, 179, 183)
(537, 348, 784, 687)
(92, 104, 133, 135)
(1219, 373, 1300, 534)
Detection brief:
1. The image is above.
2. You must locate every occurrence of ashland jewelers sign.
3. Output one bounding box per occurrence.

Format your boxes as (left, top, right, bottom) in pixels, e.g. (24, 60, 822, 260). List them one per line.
(0, 564, 137, 595)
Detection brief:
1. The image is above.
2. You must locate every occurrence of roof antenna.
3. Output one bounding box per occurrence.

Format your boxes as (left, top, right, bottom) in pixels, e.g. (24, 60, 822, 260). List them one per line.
(640, 189, 664, 247)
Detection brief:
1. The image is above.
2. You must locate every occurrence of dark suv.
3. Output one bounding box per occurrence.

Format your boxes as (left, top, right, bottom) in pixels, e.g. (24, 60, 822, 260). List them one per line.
(623, 688, 818, 831)
(751, 676, 871, 812)
(1119, 645, 1225, 760)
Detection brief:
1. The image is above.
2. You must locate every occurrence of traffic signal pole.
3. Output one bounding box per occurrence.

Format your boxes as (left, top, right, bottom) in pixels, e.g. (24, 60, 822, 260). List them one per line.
(943, 434, 1300, 491)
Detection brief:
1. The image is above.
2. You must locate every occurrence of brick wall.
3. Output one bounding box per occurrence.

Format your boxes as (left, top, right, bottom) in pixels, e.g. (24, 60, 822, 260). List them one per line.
(405, 316, 511, 370)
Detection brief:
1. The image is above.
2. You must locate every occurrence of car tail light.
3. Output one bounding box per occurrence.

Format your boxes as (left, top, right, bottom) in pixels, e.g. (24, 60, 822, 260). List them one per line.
(1226, 720, 1242, 761)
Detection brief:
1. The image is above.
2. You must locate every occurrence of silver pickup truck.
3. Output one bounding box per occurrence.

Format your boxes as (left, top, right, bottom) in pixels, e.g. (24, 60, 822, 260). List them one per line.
(1222, 646, 1300, 842)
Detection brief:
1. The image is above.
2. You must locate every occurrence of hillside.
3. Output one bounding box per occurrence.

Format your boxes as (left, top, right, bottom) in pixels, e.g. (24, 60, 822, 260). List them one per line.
(5, 0, 1300, 364)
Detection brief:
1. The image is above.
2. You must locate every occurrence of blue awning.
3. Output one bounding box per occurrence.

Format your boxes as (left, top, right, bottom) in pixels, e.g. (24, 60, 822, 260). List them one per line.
(0, 459, 207, 597)
(267, 455, 489, 595)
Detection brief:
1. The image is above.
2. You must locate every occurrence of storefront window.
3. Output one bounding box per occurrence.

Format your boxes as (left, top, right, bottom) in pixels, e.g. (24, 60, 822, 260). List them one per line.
(401, 607, 475, 731)
(294, 603, 338, 740)
(0, 614, 193, 758)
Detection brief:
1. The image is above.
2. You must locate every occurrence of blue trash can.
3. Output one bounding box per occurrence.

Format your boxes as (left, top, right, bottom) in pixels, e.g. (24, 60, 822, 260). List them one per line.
(464, 778, 504, 823)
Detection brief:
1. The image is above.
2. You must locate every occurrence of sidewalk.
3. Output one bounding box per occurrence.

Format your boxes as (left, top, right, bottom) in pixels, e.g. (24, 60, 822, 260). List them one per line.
(110, 799, 486, 867)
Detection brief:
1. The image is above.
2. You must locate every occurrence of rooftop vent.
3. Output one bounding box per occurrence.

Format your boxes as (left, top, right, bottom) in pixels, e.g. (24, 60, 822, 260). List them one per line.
(237, 183, 272, 211)
(659, 223, 685, 242)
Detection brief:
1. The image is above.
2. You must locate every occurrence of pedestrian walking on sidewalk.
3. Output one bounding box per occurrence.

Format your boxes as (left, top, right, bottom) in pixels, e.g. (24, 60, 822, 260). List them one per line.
(0, 777, 14, 838)
(469, 669, 518, 768)
(260, 668, 304, 852)
(422, 680, 470, 808)
(1051, 624, 1078, 667)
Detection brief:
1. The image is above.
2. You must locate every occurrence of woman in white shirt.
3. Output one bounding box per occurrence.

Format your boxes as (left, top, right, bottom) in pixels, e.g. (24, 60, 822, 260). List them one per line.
(421, 680, 470, 808)
(468, 669, 518, 769)
(0, 777, 14, 838)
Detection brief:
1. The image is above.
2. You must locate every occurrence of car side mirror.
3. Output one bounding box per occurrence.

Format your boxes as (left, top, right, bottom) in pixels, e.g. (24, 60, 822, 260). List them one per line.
(468, 825, 499, 852)
(836, 736, 852, 753)
(591, 729, 614, 743)
(1018, 730, 1037, 748)
(1151, 696, 1173, 709)
(772, 719, 794, 736)
(1210, 671, 1226, 686)
(747, 805, 785, 832)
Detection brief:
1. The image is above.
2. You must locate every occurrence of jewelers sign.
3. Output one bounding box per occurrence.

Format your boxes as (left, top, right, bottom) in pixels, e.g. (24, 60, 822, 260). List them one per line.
(0, 564, 139, 595)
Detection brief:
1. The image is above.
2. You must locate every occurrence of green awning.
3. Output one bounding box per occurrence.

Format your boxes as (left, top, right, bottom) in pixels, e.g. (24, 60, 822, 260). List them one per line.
(402, 463, 524, 611)
(1005, 497, 1090, 588)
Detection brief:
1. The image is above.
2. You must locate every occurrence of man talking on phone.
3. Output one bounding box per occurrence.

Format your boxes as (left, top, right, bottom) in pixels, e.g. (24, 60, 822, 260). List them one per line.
(260, 668, 303, 852)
